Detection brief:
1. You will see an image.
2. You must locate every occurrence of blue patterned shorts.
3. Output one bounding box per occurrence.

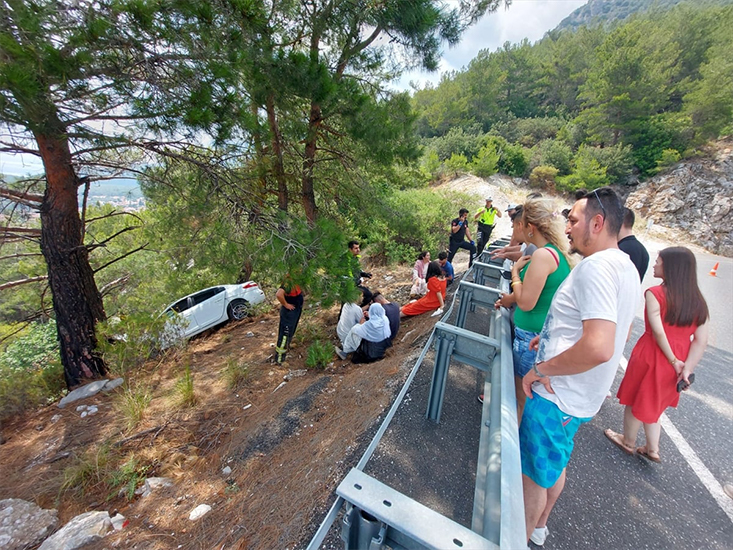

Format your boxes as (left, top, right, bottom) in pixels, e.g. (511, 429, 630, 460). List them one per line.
(512, 326, 538, 378)
(519, 393, 591, 488)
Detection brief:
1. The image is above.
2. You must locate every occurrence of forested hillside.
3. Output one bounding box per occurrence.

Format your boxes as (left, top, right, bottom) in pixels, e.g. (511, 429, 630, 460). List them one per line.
(555, 0, 732, 32)
(412, 2, 733, 189)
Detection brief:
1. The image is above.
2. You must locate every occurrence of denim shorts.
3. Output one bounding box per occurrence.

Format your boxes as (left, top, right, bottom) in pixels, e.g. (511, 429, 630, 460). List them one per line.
(513, 326, 539, 378)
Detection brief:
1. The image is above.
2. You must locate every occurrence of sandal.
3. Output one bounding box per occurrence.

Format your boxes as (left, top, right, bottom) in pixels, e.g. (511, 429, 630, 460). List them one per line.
(636, 446, 662, 463)
(604, 429, 636, 455)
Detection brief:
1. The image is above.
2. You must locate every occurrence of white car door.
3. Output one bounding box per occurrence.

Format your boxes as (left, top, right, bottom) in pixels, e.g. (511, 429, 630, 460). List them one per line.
(188, 287, 227, 332)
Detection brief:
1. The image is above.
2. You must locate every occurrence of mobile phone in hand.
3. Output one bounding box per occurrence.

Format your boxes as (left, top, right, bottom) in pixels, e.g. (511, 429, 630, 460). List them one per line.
(677, 373, 695, 392)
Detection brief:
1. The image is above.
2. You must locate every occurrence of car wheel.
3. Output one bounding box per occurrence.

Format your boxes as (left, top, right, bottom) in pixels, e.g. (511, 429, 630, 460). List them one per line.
(227, 299, 249, 321)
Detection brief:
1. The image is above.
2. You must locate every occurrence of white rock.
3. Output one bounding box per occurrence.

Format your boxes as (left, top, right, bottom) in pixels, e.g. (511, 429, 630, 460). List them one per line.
(50, 414, 62, 423)
(110, 513, 126, 531)
(76, 405, 87, 412)
(188, 504, 211, 521)
(246, 332, 254, 337)
(0, 499, 58, 550)
(102, 378, 124, 391)
(222, 466, 232, 476)
(80, 411, 88, 418)
(38, 511, 112, 550)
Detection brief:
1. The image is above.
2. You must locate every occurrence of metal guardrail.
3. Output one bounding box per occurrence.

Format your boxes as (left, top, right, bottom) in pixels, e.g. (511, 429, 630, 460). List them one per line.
(307, 242, 524, 550)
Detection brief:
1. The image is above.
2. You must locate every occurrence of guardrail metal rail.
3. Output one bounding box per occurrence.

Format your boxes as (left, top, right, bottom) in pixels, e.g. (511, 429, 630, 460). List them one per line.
(307, 242, 525, 550)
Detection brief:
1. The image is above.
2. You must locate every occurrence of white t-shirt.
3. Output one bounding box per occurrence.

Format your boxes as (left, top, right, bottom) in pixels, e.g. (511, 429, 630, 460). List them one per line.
(533, 248, 641, 418)
(337, 303, 363, 345)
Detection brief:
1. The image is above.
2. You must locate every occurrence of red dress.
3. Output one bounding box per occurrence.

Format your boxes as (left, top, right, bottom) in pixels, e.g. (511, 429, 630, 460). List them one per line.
(402, 276, 446, 316)
(617, 285, 697, 423)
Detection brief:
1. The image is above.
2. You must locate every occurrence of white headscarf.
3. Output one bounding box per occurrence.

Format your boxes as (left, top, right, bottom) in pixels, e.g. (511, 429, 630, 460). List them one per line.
(352, 303, 391, 342)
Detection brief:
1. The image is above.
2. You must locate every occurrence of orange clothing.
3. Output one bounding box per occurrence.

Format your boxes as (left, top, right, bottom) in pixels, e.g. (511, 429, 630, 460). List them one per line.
(402, 277, 446, 316)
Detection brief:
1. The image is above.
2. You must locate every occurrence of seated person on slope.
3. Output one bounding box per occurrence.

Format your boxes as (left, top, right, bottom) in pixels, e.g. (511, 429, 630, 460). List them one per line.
(401, 261, 446, 318)
(335, 302, 392, 362)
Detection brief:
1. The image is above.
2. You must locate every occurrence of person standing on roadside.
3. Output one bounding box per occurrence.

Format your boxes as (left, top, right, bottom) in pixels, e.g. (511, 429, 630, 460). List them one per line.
(519, 187, 640, 547)
(347, 240, 372, 293)
(275, 276, 304, 364)
(474, 197, 502, 256)
(618, 207, 650, 282)
(448, 208, 476, 268)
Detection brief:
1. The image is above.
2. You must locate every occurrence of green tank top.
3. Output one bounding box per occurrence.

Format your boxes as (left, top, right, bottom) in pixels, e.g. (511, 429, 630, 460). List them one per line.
(513, 243, 571, 333)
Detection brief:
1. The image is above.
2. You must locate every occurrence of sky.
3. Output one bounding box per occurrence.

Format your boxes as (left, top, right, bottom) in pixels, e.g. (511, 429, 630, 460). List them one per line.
(0, 0, 588, 177)
(396, 0, 588, 91)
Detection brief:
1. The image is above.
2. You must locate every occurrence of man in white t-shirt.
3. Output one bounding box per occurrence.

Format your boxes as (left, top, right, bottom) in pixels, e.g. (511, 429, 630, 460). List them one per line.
(519, 187, 640, 547)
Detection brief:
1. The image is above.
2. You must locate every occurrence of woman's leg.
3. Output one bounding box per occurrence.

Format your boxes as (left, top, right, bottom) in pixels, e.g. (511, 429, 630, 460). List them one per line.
(515, 375, 526, 424)
(623, 405, 643, 447)
(642, 421, 662, 454)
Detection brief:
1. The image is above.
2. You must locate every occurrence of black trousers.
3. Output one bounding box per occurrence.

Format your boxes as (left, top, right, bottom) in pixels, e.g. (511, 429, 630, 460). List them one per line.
(448, 240, 476, 267)
(476, 224, 495, 256)
(275, 305, 302, 363)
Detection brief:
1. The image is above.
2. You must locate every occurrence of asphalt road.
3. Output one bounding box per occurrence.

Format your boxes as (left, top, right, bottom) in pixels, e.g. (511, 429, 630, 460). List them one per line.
(545, 245, 733, 550)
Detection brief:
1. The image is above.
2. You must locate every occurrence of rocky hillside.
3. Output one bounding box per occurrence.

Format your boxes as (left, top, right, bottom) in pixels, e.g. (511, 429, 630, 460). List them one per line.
(625, 139, 733, 256)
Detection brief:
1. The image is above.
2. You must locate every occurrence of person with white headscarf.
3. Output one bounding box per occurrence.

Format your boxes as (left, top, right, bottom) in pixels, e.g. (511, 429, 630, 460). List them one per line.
(335, 303, 391, 362)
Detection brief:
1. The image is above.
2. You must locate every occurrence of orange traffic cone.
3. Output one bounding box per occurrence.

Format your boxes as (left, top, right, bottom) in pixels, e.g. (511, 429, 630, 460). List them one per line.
(709, 262, 719, 277)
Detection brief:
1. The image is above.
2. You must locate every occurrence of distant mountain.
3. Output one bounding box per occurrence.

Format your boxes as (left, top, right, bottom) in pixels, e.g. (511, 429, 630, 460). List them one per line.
(555, 0, 733, 32)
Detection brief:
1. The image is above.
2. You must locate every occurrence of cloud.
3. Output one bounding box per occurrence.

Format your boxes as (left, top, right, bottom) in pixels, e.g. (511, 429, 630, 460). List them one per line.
(397, 0, 588, 91)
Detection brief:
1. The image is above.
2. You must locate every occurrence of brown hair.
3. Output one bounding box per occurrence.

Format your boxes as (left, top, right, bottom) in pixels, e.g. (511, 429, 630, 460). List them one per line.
(659, 247, 709, 326)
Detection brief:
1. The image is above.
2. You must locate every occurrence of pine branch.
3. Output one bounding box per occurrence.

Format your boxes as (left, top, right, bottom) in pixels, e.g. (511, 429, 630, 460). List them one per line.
(0, 275, 48, 291)
(93, 244, 148, 274)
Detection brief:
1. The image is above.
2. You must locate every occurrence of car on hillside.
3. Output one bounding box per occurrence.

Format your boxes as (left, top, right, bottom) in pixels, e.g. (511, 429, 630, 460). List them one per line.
(159, 282, 266, 348)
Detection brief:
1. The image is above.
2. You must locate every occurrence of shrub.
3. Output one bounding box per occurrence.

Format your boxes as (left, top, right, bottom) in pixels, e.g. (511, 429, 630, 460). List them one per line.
(577, 143, 634, 184)
(530, 139, 573, 175)
(529, 166, 559, 191)
(429, 125, 484, 161)
(222, 356, 250, 389)
(108, 456, 150, 501)
(653, 148, 682, 173)
(485, 136, 529, 176)
(96, 314, 161, 375)
(116, 385, 151, 431)
(60, 444, 112, 497)
(420, 149, 443, 181)
(470, 144, 499, 178)
(306, 340, 333, 370)
(557, 155, 609, 192)
(491, 116, 565, 147)
(444, 153, 469, 176)
(174, 365, 196, 408)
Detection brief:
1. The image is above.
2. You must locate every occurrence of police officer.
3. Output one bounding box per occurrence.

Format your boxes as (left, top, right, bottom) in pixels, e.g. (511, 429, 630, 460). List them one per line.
(474, 197, 502, 256)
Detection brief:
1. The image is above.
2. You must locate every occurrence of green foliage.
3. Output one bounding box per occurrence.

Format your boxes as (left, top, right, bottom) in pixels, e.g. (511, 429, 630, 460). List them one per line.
(60, 445, 112, 497)
(420, 150, 443, 181)
(490, 116, 565, 147)
(116, 385, 151, 432)
(108, 457, 150, 501)
(428, 125, 485, 161)
(654, 149, 682, 173)
(222, 357, 250, 390)
(444, 153, 469, 177)
(470, 144, 500, 178)
(0, 321, 65, 421)
(531, 139, 574, 176)
(557, 154, 609, 192)
(484, 136, 530, 176)
(174, 365, 196, 408)
(576, 143, 634, 184)
(305, 340, 333, 370)
(529, 166, 559, 191)
(96, 314, 161, 375)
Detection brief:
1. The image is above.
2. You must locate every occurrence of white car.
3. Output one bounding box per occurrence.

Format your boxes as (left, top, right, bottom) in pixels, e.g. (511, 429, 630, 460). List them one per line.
(160, 282, 266, 348)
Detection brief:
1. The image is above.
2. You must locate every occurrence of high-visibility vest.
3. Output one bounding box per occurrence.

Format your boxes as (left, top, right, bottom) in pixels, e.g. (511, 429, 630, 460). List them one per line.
(476, 207, 498, 226)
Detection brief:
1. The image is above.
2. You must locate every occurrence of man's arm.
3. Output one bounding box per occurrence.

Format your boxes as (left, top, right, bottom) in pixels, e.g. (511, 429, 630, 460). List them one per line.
(451, 220, 461, 234)
(474, 209, 484, 220)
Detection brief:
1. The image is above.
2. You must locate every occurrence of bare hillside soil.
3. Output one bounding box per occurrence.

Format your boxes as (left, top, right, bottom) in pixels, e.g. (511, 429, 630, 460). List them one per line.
(0, 260, 464, 549)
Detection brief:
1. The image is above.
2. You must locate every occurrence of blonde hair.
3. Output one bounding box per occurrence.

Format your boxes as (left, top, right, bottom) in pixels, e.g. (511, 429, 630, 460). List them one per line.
(521, 198, 574, 267)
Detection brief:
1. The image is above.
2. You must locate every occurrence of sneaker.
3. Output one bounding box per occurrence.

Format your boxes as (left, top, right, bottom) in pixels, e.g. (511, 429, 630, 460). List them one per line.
(477, 394, 484, 404)
(530, 526, 549, 546)
(334, 346, 347, 361)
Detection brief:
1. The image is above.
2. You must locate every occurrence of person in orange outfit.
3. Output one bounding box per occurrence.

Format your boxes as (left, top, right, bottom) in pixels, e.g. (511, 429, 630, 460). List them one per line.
(401, 261, 446, 317)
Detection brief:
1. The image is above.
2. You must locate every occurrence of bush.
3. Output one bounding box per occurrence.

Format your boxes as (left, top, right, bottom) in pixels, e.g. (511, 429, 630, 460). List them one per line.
(529, 166, 559, 191)
(428, 125, 484, 161)
(222, 356, 250, 389)
(556, 155, 609, 192)
(420, 149, 443, 181)
(484, 136, 529, 176)
(491, 116, 565, 147)
(470, 144, 499, 178)
(174, 365, 196, 407)
(0, 321, 65, 421)
(653, 148, 682, 173)
(576, 143, 634, 185)
(116, 385, 151, 431)
(444, 153, 469, 176)
(306, 340, 333, 369)
(530, 139, 573, 175)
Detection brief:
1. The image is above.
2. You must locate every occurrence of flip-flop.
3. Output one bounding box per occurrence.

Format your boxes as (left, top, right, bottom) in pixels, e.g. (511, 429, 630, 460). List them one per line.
(636, 446, 662, 463)
(604, 429, 636, 455)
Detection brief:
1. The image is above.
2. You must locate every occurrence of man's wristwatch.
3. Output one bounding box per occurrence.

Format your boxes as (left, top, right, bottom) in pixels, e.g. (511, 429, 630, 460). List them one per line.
(532, 362, 546, 378)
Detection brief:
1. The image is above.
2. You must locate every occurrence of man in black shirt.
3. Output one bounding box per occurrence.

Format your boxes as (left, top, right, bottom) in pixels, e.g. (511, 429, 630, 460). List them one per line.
(618, 207, 649, 282)
(448, 208, 477, 267)
(372, 291, 400, 345)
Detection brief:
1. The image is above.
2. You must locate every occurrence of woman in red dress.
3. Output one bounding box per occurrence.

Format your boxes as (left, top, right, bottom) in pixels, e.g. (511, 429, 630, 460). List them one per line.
(605, 247, 709, 463)
(401, 261, 446, 317)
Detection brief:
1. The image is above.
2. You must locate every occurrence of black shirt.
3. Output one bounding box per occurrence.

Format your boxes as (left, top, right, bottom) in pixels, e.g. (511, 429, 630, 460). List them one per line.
(382, 302, 401, 343)
(450, 217, 468, 243)
(618, 235, 650, 282)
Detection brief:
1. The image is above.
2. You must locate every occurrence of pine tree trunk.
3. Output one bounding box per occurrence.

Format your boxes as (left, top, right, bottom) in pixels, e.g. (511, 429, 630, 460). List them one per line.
(35, 131, 107, 389)
(302, 101, 320, 224)
(266, 94, 288, 212)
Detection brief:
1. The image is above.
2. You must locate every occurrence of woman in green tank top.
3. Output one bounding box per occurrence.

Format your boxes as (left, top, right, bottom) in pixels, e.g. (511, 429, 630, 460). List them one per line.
(495, 198, 572, 421)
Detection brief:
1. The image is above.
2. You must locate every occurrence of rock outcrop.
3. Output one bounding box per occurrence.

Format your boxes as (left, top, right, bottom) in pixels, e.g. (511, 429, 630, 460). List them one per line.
(626, 139, 733, 256)
(0, 499, 58, 550)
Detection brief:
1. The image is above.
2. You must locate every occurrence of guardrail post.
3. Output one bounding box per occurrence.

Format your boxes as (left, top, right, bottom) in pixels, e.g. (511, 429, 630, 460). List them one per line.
(457, 286, 472, 328)
(426, 330, 455, 422)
